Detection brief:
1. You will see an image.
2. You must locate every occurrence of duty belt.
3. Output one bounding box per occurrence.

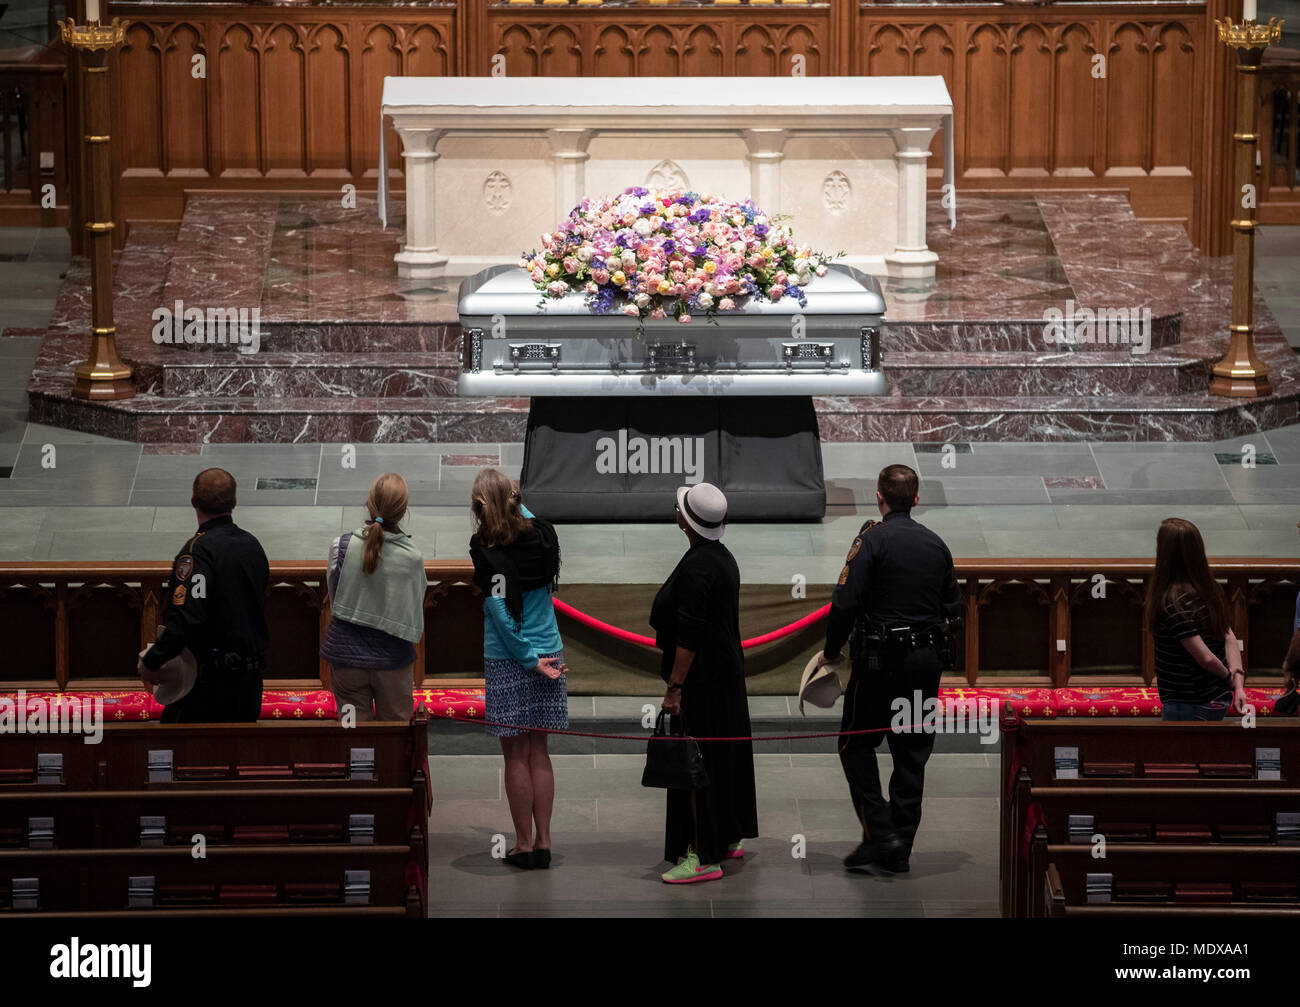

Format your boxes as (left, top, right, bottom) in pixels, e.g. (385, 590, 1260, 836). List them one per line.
(853, 620, 956, 671)
(200, 651, 266, 674)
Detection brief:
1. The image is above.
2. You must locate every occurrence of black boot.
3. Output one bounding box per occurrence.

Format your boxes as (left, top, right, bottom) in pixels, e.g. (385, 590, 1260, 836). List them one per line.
(874, 834, 909, 873)
(843, 841, 876, 870)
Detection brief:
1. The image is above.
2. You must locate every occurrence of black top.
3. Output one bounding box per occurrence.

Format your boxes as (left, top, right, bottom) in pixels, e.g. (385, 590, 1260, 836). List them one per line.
(143, 515, 271, 671)
(649, 538, 744, 685)
(1153, 588, 1229, 705)
(824, 510, 960, 660)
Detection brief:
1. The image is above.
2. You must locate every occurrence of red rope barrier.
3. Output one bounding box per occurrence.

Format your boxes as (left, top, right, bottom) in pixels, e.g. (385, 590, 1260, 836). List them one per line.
(436, 709, 944, 742)
(551, 598, 830, 651)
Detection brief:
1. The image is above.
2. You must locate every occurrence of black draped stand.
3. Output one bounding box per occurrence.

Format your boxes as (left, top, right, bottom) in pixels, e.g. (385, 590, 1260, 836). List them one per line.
(518, 396, 826, 521)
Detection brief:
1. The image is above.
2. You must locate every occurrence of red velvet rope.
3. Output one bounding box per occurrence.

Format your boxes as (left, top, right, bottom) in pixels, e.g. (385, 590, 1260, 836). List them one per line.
(551, 598, 830, 651)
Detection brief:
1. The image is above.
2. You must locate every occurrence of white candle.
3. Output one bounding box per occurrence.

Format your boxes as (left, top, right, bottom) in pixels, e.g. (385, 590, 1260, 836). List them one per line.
(85, 0, 100, 23)
(1243, 0, 1256, 22)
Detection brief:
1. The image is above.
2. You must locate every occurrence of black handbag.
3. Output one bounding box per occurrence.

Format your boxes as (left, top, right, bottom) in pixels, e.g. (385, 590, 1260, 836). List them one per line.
(641, 712, 710, 791)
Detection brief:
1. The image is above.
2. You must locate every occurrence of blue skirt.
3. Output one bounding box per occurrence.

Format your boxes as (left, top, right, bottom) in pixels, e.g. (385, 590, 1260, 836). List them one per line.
(484, 650, 568, 738)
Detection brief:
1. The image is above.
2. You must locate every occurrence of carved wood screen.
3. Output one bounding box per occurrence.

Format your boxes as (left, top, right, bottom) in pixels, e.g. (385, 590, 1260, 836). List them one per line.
(106, 0, 1238, 252)
(1, 558, 1294, 691)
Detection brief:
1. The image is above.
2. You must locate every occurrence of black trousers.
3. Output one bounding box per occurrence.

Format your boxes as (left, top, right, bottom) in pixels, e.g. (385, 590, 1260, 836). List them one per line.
(161, 662, 263, 724)
(838, 646, 942, 851)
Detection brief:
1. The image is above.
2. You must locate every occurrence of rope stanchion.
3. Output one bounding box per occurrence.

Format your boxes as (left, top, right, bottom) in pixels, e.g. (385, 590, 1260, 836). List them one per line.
(551, 597, 830, 651)
(435, 709, 940, 742)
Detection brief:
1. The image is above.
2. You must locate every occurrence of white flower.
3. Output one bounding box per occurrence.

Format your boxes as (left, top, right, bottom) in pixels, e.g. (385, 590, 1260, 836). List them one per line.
(633, 218, 653, 237)
(634, 292, 651, 308)
(697, 292, 714, 309)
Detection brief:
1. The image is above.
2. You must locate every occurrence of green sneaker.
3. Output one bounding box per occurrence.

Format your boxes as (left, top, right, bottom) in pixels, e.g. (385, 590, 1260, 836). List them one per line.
(661, 847, 723, 884)
(725, 841, 744, 860)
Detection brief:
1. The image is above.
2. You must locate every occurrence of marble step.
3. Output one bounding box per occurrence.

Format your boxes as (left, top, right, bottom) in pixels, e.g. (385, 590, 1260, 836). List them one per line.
(883, 349, 1208, 397)
(880, 315, 1179, 353)
(26, 392, 531, 444)
(139, 346, 1205, 401)
(161, 321, 461, 354)
(144, 351, 459, 398)
(27, 386, 1300, 444)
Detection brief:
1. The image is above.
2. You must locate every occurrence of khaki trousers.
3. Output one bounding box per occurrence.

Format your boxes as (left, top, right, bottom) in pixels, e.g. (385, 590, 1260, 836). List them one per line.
(331, 664, 414, 722)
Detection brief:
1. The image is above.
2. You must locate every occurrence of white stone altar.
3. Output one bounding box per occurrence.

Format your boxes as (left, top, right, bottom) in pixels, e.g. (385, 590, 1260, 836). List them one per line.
(380, 76, 953, 282)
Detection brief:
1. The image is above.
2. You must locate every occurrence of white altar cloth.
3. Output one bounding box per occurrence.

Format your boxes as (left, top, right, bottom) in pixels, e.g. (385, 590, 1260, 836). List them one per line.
(380, 75, 954, 281)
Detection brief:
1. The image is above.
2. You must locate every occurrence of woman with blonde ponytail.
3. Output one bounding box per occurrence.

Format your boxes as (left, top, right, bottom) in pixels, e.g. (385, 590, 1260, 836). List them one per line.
(469, 468, 566, 870)
(321, 473, 427, 721)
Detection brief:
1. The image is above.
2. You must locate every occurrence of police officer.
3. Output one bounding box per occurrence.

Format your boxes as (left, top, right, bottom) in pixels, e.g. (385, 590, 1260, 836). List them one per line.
(815, 463, 960, 873)
(138, 468, 270, 723)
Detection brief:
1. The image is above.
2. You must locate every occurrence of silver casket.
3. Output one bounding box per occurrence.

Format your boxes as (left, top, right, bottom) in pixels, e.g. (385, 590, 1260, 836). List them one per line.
(456, 263, 886, 397)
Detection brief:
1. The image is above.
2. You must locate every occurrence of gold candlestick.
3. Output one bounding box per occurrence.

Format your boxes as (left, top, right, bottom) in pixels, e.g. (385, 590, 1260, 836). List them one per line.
(1210, 16, 1284, 398)
(60, 17, 135, 401)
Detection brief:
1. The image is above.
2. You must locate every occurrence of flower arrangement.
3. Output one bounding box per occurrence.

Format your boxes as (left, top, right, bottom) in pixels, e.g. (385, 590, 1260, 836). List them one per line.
(519, 186, 832, 327)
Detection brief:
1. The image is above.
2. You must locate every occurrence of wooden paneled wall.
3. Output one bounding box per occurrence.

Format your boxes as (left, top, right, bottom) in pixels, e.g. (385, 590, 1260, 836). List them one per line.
(107, 0, 1240, 251)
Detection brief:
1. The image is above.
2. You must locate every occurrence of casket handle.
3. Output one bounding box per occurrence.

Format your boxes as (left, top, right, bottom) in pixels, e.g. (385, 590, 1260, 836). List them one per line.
(860, 326, 882, 372)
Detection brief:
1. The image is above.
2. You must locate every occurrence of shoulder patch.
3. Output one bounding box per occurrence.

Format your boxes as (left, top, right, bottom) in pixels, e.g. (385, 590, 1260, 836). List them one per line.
(858, 518, 880, 535)
(837, 564, 850, 586)
(174, 555, 194, 582)
(172, 584, 187, 605)
(844, 537, 862, 564)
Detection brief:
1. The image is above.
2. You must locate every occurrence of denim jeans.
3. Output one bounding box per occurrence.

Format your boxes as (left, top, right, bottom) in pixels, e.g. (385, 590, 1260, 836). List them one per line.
(1160, 693, 1230, 721)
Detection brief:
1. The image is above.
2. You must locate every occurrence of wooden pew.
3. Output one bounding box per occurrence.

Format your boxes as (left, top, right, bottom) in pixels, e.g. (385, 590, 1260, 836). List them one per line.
(1039, 843, 1300, 917)
(1001, 714, 1300, 917)
(0, 715, 430, 917)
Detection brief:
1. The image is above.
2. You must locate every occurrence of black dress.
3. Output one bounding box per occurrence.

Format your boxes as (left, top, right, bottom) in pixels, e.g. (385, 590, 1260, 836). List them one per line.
(649, 537, 758, 865)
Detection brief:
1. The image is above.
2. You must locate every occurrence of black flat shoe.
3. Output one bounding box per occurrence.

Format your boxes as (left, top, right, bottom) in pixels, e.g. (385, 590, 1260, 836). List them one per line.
(533, 848, 551, 870)
(504, 849, 534, 870)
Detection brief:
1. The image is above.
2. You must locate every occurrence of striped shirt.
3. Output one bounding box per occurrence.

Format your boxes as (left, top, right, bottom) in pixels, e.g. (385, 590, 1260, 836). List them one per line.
(1153, 588, 1229, 705)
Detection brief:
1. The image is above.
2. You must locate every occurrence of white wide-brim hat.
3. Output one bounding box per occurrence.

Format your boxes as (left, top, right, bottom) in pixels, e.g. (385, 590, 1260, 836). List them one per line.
(798, 653, 843, 716)
(151, 648, 198, 706)
(677, 483, 727, 541)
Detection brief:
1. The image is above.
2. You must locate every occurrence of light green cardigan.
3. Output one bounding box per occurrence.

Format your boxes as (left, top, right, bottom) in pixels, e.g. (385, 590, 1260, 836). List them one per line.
(331, 526, 427, 643)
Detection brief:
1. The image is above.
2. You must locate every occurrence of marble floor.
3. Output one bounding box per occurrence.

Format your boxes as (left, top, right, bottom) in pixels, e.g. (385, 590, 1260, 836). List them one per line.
(424, 748, 999, 918)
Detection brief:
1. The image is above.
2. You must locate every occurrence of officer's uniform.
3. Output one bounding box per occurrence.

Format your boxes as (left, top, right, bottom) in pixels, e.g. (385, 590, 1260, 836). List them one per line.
(823, 510, 960, 857)
(142, 514, 270, 723)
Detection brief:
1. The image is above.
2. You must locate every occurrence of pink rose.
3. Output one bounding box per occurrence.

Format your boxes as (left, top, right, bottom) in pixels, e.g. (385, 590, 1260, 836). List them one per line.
(678, 314, 692, 325)
(547, 280, 570, 297)
(686, 277, 703, 294)
(592, 268, 610, 284)
(718, 297, 735, 311)
(622, 305, 639, 317)
(648, 307, 666, 320)
(563, 257, 581, 274)
(768, 285, 785, 300)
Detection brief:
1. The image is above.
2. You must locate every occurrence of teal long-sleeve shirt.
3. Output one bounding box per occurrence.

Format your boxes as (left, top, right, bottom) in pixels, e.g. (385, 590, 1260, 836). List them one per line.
(481, 507, 563, 668)
(483, 586, 563, 668)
